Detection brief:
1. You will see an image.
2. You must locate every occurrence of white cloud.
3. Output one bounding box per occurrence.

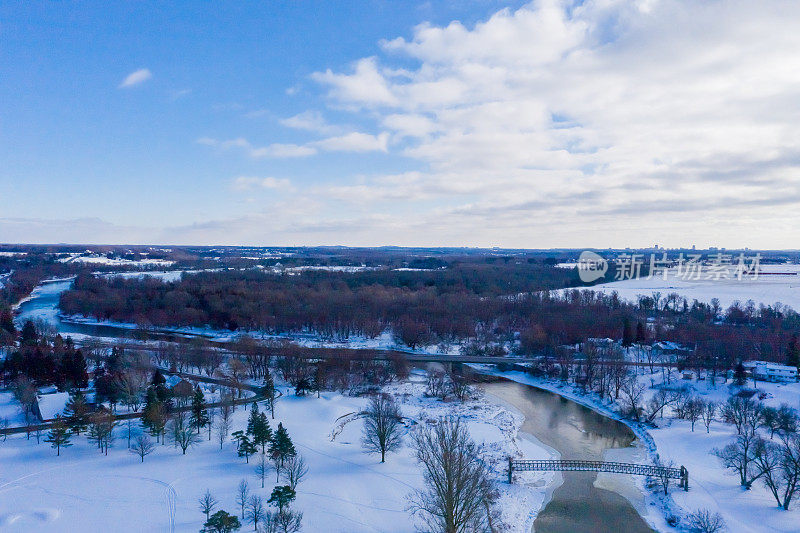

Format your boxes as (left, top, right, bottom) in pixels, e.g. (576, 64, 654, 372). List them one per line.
(297, 0, 800, 247)
(118, 68, 152, 88)
(280, 110, 341, 135)
(232, 176, 293, 191)
(197, 137, 317, 158)
(311, 57, 397, 107)
(312, 132, 389, 153)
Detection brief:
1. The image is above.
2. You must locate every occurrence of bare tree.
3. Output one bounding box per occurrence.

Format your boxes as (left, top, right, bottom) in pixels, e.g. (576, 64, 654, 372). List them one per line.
(653, 457, 675, 495)
(408, 417, 497, 533)
(619, 376, 647, 421)
(245, 495, 265, 531)
(714, 430, 765, 489)
(645, 389, 678, 422)
(686, 398, 705, 432)
(115, 368, 149, 412)
(263, 509, 303, 533)
(216, 417, 231, 450)
(721, 396, 763, 435)
(170, 411, 199, 454)
(236, 479, 250, 519)
(131, 434, 155, 462)
(425, 369, 448, 400)
(702, 401, 718, 433)
(284, 454, 308, 490)
(687, 509, 726, 532)
(753, 434, 800, 510)
(255, 452, 270, 489)
(362, 394, 403, 463)
(198, 489, 219, 521)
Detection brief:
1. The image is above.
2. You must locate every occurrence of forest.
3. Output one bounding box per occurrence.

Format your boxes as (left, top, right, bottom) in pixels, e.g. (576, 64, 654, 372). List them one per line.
(55, 259, 800, 371)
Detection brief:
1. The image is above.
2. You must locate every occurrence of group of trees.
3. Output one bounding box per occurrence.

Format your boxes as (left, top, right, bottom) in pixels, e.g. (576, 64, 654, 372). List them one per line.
(199, 479, 303, 533)
(58, 268, 800, 377)
(713, 396, 800, 510)
(231, 403, 303, 492)
(1, 323, 88, 389)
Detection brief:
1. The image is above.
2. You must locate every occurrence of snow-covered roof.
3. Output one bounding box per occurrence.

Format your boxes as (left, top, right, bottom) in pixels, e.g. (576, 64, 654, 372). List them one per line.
(37, 392, 70, 421)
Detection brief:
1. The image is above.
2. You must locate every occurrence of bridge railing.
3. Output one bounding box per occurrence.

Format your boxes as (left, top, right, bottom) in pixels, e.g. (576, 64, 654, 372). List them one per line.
(507, 459, 688, 491)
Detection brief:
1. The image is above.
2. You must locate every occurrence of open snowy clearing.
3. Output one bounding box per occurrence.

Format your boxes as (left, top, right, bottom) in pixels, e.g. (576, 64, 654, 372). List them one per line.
(580, 264, 800, 310)
(0, 371, 549, 532)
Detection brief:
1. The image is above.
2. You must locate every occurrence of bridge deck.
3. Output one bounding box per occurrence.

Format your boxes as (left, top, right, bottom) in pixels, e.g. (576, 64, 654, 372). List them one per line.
(508, 459, 689, 490)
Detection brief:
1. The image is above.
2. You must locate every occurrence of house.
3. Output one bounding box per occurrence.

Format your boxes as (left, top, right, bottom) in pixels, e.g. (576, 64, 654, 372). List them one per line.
(742, 361, 798, 383)
(34, 391, 70, 422)
(171, 378, 195, 403)
(651, 341, 693, 362)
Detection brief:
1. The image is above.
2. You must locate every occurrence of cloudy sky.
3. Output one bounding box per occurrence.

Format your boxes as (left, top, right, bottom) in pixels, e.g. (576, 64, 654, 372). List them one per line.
(2, 0, 799, 248)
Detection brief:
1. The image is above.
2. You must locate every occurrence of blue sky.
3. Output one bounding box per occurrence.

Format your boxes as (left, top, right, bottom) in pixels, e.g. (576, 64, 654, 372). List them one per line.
(2, 1, 799, 247)
(2, 1, 521, 227)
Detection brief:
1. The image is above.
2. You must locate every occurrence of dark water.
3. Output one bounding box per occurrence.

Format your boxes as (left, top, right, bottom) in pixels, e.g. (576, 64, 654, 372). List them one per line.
(482, 380, 654, 533)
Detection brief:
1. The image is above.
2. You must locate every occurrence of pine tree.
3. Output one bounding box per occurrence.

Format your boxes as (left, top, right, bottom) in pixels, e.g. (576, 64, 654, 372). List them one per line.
(734, 361, 747, 386)
(253, 412, 272, 453)
(201, 510, 240, 533)
(263, 373, 277, 419)
(267, 485, 296, 513)
(64, 391, 90, 435)
(44, 415, 72, 456)
(190, 386, 210, 434)
(232, 431, 257, 463)
(0, 308, 16, 334)
(246, 402, 260, 436)
(269, 423, 296, 481)
(622, 318, 634, 348)
(786, 334, 800, 370)
(635, 322, 646, 345)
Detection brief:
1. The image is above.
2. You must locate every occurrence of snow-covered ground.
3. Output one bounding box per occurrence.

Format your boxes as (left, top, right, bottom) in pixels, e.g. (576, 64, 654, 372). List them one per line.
(476, 366, 800, 533)
(0, 371, 550, 532)
(57, 254, 175, 267)
(581, 264, 800, 310)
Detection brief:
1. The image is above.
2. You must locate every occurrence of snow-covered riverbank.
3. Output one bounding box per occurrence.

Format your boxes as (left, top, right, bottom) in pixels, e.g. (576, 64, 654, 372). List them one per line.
(475, 367, 800, 533)
(0, 370, 552, 532)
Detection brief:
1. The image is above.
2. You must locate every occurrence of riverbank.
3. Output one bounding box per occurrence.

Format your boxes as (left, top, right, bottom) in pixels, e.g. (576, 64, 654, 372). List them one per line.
(471, 367, 676, 532)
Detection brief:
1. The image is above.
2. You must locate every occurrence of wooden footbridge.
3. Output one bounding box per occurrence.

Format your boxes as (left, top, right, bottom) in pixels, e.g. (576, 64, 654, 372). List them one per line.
(507, 459, 689, 491)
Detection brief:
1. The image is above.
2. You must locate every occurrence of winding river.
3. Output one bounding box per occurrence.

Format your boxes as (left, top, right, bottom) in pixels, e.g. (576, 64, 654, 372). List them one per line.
(483, 380, 653, 533)
(15, 278, 655, 532)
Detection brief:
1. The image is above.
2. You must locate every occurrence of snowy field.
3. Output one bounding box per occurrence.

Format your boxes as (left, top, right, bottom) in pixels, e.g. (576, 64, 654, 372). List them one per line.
(581, 264, 800, 310)
(0, 371, 549, 532)
(57, 254, 175, 267)
(479, 367, 800, 533)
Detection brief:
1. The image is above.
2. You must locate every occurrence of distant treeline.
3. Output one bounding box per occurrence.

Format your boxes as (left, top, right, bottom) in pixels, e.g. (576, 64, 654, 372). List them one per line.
(56, 259, 800, 367)
(59, 261, 584, 344)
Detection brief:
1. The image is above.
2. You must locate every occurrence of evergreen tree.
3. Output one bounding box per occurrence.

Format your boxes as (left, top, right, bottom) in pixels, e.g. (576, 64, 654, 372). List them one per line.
(253, 412, 272, 453)
(267, 485, 296, 513)
(232, 430, 257, 463)
(152, 368, 167, 386)
(734, 361, 747, 386)
(622, 318, 634, 348)
(269, 423, 296, 480)
(786, 334, 800, 369)
(0, 308, 16, 334)
(201, 510, 241, 533)
(190, 385, 210, 434)
(635, 322, 646, 345)
(20, 320, 37, 345)
(44, 415, 72, 456)
(64, 391, 90, 435)
(263, 373, 277, 419)
(246, 402, 260, 436)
